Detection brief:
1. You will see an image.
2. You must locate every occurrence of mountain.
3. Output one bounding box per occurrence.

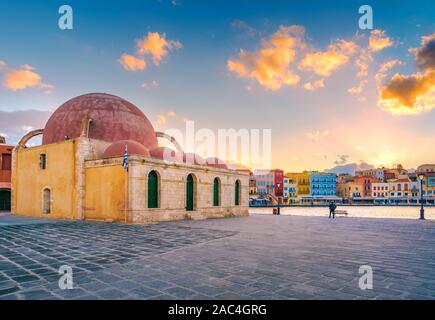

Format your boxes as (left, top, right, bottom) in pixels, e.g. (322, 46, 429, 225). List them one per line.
(325, 162, 375, 176)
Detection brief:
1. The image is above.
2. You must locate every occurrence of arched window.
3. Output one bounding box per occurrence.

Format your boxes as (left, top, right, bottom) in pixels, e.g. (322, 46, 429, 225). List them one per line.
(235, 180, 241, 206)
(186, 174, 196, 211)
(148, 170, 159, 208)
(43, 188, 51, 214)
(213, 178, 220, 206)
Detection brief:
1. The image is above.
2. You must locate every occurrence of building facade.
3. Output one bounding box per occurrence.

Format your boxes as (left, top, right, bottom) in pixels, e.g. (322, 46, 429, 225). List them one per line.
(310, 172, 337, 197)
(283, 177, 297, 203)
(271, 169, 284, 197)
(285, 172, 310, 201)
(254, 170, 274, 195)
(12, 93, 249, 223)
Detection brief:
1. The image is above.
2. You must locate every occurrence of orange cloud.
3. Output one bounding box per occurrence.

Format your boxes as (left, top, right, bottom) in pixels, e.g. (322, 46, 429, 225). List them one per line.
(369, 29, 393, 52)
(299, 40, 358, 77)
(118, 54, 146, 71)
(378, 33, 434, 115)
(303, 79, 324, 91)
(3, 66, 52, 92)
(375, 59, 404, 86)
(378, 71, 435, 115)
(227, 25, 304, 90)
(137, 32, 182, 65)
(347, 80, 368, 95)
(156, 114, 167, 125)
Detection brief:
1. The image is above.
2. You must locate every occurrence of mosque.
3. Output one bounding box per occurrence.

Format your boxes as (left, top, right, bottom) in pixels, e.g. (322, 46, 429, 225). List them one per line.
(11, 93, 248, 223)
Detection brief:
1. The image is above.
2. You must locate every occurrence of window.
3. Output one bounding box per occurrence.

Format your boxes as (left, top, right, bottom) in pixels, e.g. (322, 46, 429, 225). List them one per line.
(1, 154, 11, 170)
(213, 177, 220, 206)
(42, 188, 51, 214)
(39, 153, 47, 169)
(148, 170, 159, 208)
(235, 180, 241, 206)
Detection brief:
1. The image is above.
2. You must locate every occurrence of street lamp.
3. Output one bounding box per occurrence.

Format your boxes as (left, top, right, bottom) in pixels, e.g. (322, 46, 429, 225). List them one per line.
(419, 174, 425, 220)
(276, 183, 281, 215)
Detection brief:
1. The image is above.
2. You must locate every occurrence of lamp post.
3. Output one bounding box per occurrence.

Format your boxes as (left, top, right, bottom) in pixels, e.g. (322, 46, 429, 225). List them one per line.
(419, 174, 425, 220)
(276, 183, 282, 215)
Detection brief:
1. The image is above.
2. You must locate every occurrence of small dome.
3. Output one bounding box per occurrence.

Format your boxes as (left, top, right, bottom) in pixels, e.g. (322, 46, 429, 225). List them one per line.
(183, 153, 205, 166)
(206, 157, 228, 169)
(150, 147, 183, 162)
(42, 93, 158, 150)
(103, 140, 150, 158)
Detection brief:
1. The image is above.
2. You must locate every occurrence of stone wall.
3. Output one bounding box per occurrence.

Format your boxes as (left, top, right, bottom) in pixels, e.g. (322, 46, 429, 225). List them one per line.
(85, 156, 249, 224)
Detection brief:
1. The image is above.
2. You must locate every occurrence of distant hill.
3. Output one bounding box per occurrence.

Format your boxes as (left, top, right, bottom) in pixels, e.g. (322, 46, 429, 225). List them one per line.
(326, 162, 375, 176)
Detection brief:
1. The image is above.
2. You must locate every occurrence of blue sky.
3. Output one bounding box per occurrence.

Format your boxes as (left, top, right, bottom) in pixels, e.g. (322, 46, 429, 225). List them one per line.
(0, 0, 434, 171)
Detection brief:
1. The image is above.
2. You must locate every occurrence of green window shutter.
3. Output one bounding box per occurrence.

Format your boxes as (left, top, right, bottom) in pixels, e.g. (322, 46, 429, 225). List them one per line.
(186, 174, 194, 211)
(148, 171, 159, 208)
(235, 180, 240, 206)
(213, 178, 219, 206)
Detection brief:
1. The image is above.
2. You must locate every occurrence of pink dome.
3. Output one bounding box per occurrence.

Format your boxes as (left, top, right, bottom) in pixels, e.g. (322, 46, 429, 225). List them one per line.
(206, 157, 228, 169)
(103, 140, 150, 158)
(150, 147, 183, 162)
(42, 93, 158, 150)
(183, 153, 206, 166)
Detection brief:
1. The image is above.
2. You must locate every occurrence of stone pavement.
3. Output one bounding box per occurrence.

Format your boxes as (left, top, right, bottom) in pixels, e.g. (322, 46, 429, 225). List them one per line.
(1, 213, 435, 300)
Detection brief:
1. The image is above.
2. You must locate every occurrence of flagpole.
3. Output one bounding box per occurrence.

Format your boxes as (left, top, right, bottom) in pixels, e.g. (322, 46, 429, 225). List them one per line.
(125, 167, 128, 223)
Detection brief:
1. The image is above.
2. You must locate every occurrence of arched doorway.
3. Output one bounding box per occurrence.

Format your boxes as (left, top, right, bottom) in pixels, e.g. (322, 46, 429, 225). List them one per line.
(0, 189, 11, 211)
(43, 188, 51, 214)
(235, 180, 241, 206)
(213, 177, 220, 206)
(186, 174, 196, 211)
(148, 170, 159, 208)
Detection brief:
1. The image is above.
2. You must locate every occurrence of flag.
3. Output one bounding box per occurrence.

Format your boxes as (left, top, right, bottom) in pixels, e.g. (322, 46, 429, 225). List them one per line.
(122, 144, 128, 172)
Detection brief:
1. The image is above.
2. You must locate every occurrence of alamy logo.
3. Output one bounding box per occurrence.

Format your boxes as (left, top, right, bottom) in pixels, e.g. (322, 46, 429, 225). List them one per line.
(58, 265, 74, 290)
(358, 265, 373, 290)
(58, 5, 73, 30)
(358, 5, 373, 30)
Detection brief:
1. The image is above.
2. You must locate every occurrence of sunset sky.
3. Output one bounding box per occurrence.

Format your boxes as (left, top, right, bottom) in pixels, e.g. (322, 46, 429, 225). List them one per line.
(0, 0, 434, 172)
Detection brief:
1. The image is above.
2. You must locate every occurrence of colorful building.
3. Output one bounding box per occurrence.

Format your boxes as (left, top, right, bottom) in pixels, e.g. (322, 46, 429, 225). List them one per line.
(0, 139, 13, 211)
(353, 176, 379, 197)
(285, 172, 310, 201)
(356, 168, 385, 182)
(271, 169, 284, 197)
(12, 93, 249, 223)
(254, 170, 274, 195)
(283, 177, 297, 203)
(310, 172, 337, 197)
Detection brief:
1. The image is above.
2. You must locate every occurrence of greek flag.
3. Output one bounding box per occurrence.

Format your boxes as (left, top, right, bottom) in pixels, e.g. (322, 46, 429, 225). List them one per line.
(122, 144, 128, 172)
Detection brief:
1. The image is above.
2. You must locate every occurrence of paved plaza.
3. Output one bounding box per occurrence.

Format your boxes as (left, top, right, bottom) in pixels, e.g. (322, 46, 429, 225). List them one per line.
(1, 213, 435, 300)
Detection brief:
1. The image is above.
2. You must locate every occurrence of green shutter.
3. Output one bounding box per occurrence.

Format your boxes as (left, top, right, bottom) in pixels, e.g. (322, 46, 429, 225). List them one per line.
(186, 174, 194, 211)
(148, 171, 158, 208)
(213, 178, 219, 206)
(235, 180, 240, 206)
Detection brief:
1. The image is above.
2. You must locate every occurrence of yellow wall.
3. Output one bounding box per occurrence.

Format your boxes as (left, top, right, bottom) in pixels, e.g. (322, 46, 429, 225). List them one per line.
(13, 140, 77, 219)
(84, 164, 127, 222)
(285, 172, 310, 196)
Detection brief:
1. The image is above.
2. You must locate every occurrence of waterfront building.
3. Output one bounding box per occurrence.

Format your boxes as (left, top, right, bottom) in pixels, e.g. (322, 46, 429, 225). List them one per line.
(372, 182, 390, 199)
(253, 170, 274, 195)
(271, 169, 284, 197)
(417, 164, 435, 174)
(285, 172, 310, 202)
(0, 138, 13, 211)
(12, 93, 248, 223)
(249, 174, 257, 195)
(310, 172, 337, 197)
(283, 177, 297, 203)
(356, 168, 385, 182)
(353, 176, 379, 197)
(337, 181, 362, 199)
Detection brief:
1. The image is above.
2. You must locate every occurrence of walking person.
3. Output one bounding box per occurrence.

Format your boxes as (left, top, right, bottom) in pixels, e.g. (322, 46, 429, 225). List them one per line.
(329, 201, 337, 219)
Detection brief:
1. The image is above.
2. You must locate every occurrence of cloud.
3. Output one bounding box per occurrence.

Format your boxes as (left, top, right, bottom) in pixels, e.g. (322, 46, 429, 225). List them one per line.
(299, 39, 358, 77)
(303, 78, 324, 91)
(231, 19, 257, 37)
(378, 33, 435, 115)
(378, 71, 435, 115)
(306, 130, 329, 140)
(0, 60, 6, 68)
(136, 32, 182, 66)
(375, 59, 404, 86)
(156, 114, 166, 125)
(118, 54, 146, 71)
(334, 154, 349, 165)
(369, 29, 393, 52)
(0, 109, 52, 144)
(141, 80, 159, 89)
(227, 25, 305, 90)
(3, 65, 53, 92)
(347, 80, 368, 94)
(409, 33, 435, 71)
(167, 111, 176, 117)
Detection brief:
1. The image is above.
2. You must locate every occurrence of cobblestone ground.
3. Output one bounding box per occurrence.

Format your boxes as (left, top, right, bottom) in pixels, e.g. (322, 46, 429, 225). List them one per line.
(1, 213, 435, 300)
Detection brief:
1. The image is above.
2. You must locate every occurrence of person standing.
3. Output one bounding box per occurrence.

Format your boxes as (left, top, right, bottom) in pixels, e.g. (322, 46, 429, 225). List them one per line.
(329, 201, 337, 219)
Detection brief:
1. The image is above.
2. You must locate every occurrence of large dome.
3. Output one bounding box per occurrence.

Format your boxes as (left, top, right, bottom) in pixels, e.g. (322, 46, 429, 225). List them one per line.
(42, 93, 158, 150)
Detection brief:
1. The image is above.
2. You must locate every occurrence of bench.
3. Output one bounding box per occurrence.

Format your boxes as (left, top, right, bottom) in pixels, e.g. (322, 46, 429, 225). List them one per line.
(334, 210, 348, 216)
